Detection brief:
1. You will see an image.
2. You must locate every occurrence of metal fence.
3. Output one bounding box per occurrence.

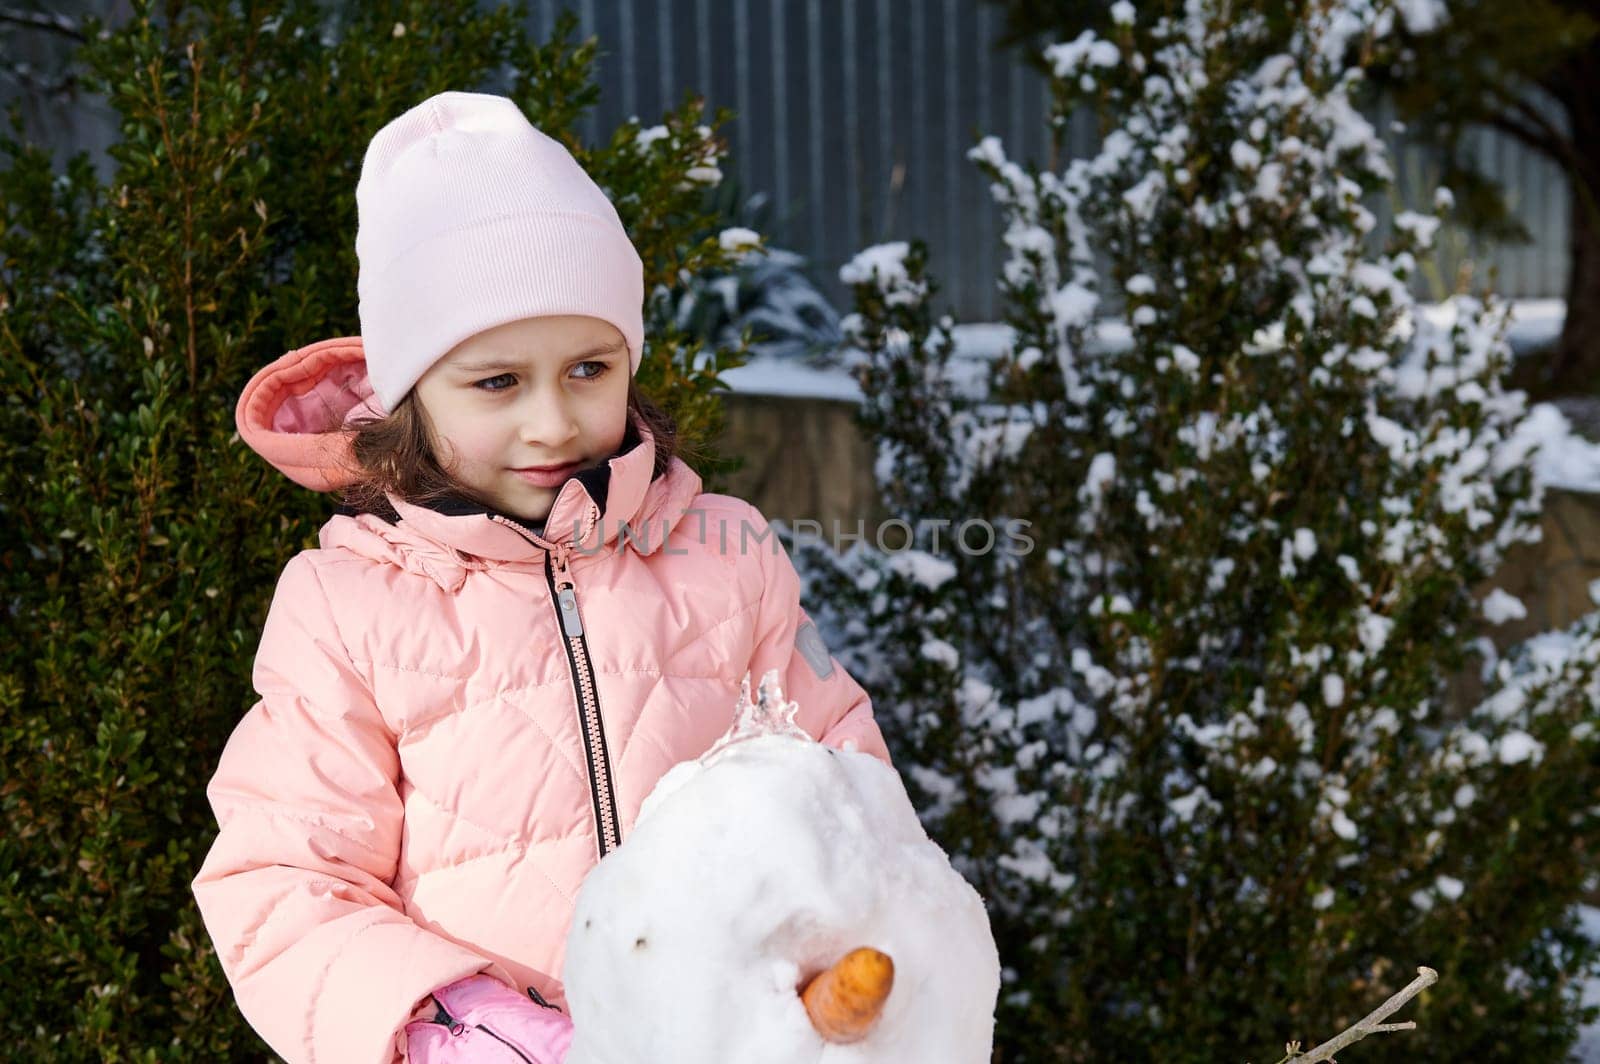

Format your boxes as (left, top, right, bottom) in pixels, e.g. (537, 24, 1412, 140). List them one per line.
(549, 0, 1571, 318)
(4, 0, 1573, 320)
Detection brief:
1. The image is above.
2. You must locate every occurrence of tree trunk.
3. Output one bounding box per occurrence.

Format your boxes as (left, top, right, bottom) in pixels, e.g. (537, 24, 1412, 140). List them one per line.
(1544, 37, 1600, 398)
(1546, 180, 1600, 397)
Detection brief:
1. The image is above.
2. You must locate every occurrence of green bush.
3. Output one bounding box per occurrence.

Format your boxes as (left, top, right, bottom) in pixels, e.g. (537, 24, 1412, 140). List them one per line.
(0, 1, 751, 1057)
(804, 1, 1600, 1060)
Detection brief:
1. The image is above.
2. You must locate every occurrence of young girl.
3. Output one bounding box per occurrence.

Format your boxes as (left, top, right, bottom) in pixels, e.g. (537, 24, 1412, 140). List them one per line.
(192, 90, 893, 1064)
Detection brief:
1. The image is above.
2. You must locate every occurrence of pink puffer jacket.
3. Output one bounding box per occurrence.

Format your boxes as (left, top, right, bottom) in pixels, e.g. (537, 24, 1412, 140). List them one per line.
(191, 337, 893, 1064)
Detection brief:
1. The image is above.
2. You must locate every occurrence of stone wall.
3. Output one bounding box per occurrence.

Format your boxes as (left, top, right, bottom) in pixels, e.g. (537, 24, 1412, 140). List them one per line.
(714, 393, 887, 535)
(1448, 488, 1600, 712)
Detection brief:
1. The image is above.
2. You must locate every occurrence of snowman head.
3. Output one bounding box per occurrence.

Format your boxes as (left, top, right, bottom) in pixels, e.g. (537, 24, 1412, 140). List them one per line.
(559, 673, 1000, 1063)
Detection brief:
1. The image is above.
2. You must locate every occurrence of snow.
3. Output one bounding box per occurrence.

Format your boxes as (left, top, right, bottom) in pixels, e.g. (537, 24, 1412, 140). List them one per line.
(721, 355, 864, 401)
(921, 638, 961, 670)
(756, 300, 1565, 393)
(885, 549, 958, 590)
(1286, 702, 1315, 751)
(1495, 730, 1544, 766)
(794, 0, 1597, 1044)
(1393, 210, 1441, 248)
(729, 301, 1600, 500)
(1121, 171, 1166, 218)
(634, 125, 670, 151)
(1088, 593, 1134, 617)
(1321, 674, 1345, 708)
(1481, 588, 1528, 625)
(1044, 31, 1122, 81)
(1051, 282, 1100, 330)
(1081, 453, 1117, 509)
(562, 672, 999, 1063)
(1333, 554, 1366, 589)
(1168, 787, 1209, 822)
(839, 242, 925, 308)
(1171, 343, 1200, 376)
(719, 227, 763, 254)
(1509, 403, 1600, 494)
(1396, 0, 1447, 34)
(1414, 298, 1566, 357)
(1229, 139, 1262, 171)
(1367, 413, 1415, 460)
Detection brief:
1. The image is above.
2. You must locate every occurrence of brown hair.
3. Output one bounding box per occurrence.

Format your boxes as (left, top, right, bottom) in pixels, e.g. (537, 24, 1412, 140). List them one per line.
(336, 376, 684, 523)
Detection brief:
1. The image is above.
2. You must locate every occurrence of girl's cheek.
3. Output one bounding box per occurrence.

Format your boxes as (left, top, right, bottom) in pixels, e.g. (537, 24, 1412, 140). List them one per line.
(602, 387, 630, 444)
(439, 422, 504, 466)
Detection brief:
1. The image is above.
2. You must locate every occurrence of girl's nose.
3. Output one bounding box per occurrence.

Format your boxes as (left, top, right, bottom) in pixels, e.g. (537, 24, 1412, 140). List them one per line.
(517, 388, 581, 449)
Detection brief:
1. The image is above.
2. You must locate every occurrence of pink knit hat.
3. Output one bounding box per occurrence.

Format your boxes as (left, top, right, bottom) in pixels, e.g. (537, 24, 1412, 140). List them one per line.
(355, 91, 645, 414)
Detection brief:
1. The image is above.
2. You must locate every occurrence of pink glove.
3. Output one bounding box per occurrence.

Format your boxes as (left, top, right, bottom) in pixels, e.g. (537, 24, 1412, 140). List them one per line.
(405, 974, 574, 1063)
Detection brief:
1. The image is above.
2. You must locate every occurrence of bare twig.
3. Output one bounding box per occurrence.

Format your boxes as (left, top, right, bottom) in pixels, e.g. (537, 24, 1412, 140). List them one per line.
(1269, 966, 1438, 1064)
(0, 7, 84, 41)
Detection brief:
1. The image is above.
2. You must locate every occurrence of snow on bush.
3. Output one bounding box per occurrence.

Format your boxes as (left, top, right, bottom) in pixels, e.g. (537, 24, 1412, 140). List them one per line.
(797, 0, 1600, 1060)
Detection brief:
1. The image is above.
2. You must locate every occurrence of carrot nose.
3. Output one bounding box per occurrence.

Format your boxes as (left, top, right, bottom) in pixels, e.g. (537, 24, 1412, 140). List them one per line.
(799, 946, 895, 1044)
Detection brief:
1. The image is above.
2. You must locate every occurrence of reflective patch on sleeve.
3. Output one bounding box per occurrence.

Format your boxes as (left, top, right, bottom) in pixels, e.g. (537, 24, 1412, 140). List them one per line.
(795, 619, 835, 680)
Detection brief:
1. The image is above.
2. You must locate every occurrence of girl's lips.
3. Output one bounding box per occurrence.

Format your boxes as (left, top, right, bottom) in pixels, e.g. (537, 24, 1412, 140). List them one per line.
(511, 462, 581, 487)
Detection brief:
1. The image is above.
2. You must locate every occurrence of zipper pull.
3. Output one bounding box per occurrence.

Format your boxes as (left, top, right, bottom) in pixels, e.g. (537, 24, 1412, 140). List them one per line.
(551, 549, 584, 638)
(490, 512, 558, 552)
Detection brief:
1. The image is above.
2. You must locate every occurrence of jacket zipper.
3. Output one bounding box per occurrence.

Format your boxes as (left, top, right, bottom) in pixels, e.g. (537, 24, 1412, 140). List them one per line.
(488, 513, 623, 862)
(475, 1023, 537, 1062)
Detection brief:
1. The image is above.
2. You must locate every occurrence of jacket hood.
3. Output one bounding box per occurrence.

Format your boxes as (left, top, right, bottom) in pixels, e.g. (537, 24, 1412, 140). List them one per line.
(236, 336, 704, 586)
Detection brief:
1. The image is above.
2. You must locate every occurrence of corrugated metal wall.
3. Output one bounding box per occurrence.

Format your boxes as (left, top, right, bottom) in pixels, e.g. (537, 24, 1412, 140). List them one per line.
(534, 0, 1571, 317)
(3, 1, 1573, 317)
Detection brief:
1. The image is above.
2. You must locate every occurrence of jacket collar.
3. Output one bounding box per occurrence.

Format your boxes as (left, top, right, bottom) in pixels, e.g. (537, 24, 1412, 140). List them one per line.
(336, 414, 635, 533)
(235, 336, 704, 575)
(377, 411, 682, 564)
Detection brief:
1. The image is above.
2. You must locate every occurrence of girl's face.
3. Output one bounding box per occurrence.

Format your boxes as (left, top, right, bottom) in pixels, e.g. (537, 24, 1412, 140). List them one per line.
(412, 314, 632, 525)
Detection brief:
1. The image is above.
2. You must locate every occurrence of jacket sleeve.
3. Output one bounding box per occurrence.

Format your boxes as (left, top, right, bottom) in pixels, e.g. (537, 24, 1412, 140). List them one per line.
(739, 503, 895, 770)
(191, 552, 494, 1064)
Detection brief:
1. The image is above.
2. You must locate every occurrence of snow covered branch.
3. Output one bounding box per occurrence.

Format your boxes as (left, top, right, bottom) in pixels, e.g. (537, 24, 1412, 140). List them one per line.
(825, 0, 1600, 1057)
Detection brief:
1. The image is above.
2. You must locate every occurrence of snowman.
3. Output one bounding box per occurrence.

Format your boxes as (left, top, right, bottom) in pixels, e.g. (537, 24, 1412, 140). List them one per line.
(561, 671, 1001, 1063)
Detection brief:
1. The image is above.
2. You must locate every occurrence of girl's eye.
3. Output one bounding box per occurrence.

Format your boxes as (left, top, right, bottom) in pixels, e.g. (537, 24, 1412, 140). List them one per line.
(473, 373, 516, 392)
(472, 362, 609, 392)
